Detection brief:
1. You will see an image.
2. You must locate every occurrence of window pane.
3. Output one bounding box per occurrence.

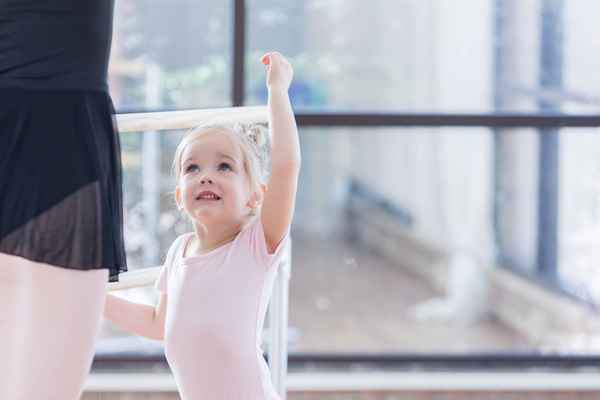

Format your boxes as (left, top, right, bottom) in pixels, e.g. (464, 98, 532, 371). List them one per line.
(246, 0, 600, 114)
(559, 129, 600, 303)
(109, 0, 231, 112)
(98, 127, 600, 358)
(286, 126, 600, 354)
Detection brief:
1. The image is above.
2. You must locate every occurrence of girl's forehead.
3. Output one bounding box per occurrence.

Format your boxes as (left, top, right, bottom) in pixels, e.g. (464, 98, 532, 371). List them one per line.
(183, 133, 242, 160)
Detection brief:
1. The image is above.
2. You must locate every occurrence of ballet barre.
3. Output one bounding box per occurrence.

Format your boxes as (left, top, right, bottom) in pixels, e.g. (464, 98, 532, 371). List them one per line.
(107, 266, 162, 292)
(115, 105, 268, 133)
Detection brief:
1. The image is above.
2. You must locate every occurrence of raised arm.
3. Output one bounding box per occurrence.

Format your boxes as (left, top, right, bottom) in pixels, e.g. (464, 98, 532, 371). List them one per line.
(103, 292, 168, 341)
(259, 52, 301, 253)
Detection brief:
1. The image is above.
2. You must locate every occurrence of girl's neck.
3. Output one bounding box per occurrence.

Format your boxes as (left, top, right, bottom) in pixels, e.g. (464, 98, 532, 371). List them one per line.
(188, 220, 243, 256)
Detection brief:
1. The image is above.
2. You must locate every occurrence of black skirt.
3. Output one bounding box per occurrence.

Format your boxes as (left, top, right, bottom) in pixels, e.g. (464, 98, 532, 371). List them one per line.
(0, 87, 127, 282)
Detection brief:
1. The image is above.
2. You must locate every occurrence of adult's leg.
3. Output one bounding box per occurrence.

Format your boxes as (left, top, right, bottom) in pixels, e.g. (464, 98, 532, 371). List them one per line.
(0, 252, 108, 400)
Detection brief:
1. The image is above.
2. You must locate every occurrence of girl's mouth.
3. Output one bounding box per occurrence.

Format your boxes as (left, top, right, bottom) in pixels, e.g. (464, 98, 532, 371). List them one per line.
(196, 191, 221, 201)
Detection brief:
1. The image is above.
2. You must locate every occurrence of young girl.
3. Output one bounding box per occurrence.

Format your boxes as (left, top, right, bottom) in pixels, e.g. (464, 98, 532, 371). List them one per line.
(103, 51, 300, 399)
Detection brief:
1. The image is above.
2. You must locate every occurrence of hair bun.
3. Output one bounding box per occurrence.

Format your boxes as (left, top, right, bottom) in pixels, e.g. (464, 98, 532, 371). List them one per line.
(247, 125, 266, 147)
(231, 122, 268, 149)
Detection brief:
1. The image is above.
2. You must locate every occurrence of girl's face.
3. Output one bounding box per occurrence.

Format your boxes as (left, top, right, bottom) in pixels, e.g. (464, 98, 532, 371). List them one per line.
(175, 132, 258, 226)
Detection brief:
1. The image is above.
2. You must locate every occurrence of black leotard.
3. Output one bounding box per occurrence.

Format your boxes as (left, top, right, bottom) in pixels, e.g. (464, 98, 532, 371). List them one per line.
(0, 0, 127, 282)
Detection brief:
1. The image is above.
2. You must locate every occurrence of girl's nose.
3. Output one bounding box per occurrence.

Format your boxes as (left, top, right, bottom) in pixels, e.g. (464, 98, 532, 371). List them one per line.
(200, 177, 213, 185)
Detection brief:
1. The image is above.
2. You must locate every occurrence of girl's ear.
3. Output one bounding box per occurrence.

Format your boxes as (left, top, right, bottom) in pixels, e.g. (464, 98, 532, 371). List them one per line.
(175, 186, 183, 210)
(247, 184, 267, 209)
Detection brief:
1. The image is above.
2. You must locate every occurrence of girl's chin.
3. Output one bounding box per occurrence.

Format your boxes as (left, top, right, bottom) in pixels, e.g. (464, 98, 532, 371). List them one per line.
(190, 208, 235, 223)
(192, 209, 218, 219)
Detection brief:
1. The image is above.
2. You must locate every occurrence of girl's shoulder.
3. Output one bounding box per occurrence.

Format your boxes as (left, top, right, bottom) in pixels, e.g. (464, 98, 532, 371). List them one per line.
(165, 232, 193, 266)
(237, 217, 290, 269)
(173, 232, 192, 252)
(155, 233, 192, 293)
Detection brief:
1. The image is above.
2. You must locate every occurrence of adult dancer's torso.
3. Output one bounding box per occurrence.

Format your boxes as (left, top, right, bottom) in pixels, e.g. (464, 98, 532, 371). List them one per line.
(0, 0, 114, 91)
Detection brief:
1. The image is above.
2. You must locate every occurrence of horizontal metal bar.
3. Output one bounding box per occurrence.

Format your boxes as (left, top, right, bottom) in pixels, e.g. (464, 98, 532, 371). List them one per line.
(107, 266, 161, 291)
(115, 107, 600, 129)
(286, 353, 600, 369)
(295, 113, 600, 128)
(93, 353, 600, 369)
(115, 106, 267, 133)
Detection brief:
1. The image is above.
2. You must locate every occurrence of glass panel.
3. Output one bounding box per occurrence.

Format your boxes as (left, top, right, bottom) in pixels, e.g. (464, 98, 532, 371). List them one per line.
(290, 127, 506, 353)
(109, 0, 231, 112)
(559, 129, 600, 303)
(286, 126, 600, 354)
(99, 127, 600, 358)
(290, 128, 600, 355)
(246, 0, 600, 114)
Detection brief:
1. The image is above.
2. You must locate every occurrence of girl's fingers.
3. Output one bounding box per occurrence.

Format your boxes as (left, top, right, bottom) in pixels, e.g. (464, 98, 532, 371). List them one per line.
(261, 51, 292, 88)
(261, 51, 287, 67)
(261, 53, 270, 65)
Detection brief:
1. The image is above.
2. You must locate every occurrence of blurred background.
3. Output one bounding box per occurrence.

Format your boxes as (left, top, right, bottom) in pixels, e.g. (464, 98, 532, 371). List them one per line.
(90, 0, 600, 398)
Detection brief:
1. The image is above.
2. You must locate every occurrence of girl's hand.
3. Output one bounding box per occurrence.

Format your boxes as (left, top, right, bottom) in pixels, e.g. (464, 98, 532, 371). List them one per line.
(261, 51, 293, 92)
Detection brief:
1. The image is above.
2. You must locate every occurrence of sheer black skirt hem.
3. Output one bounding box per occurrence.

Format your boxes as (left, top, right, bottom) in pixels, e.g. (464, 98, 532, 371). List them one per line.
(0, 87, 127, 282)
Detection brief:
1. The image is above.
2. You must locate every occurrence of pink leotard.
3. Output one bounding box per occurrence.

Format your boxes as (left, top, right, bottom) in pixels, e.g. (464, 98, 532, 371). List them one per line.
(155, 218, 289, 399)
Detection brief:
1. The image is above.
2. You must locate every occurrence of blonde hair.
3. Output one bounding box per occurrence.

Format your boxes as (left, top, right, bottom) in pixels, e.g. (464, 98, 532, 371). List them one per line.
(171, 123, 271, 205)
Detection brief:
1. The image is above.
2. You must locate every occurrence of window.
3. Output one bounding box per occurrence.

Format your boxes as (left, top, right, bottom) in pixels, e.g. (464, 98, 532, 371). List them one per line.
(98, 0, 600, 369)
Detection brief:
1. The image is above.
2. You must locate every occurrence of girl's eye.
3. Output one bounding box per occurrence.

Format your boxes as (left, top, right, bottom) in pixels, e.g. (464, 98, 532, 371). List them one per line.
(218, 162, 233, 171)
(185, 164, 199, 173)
